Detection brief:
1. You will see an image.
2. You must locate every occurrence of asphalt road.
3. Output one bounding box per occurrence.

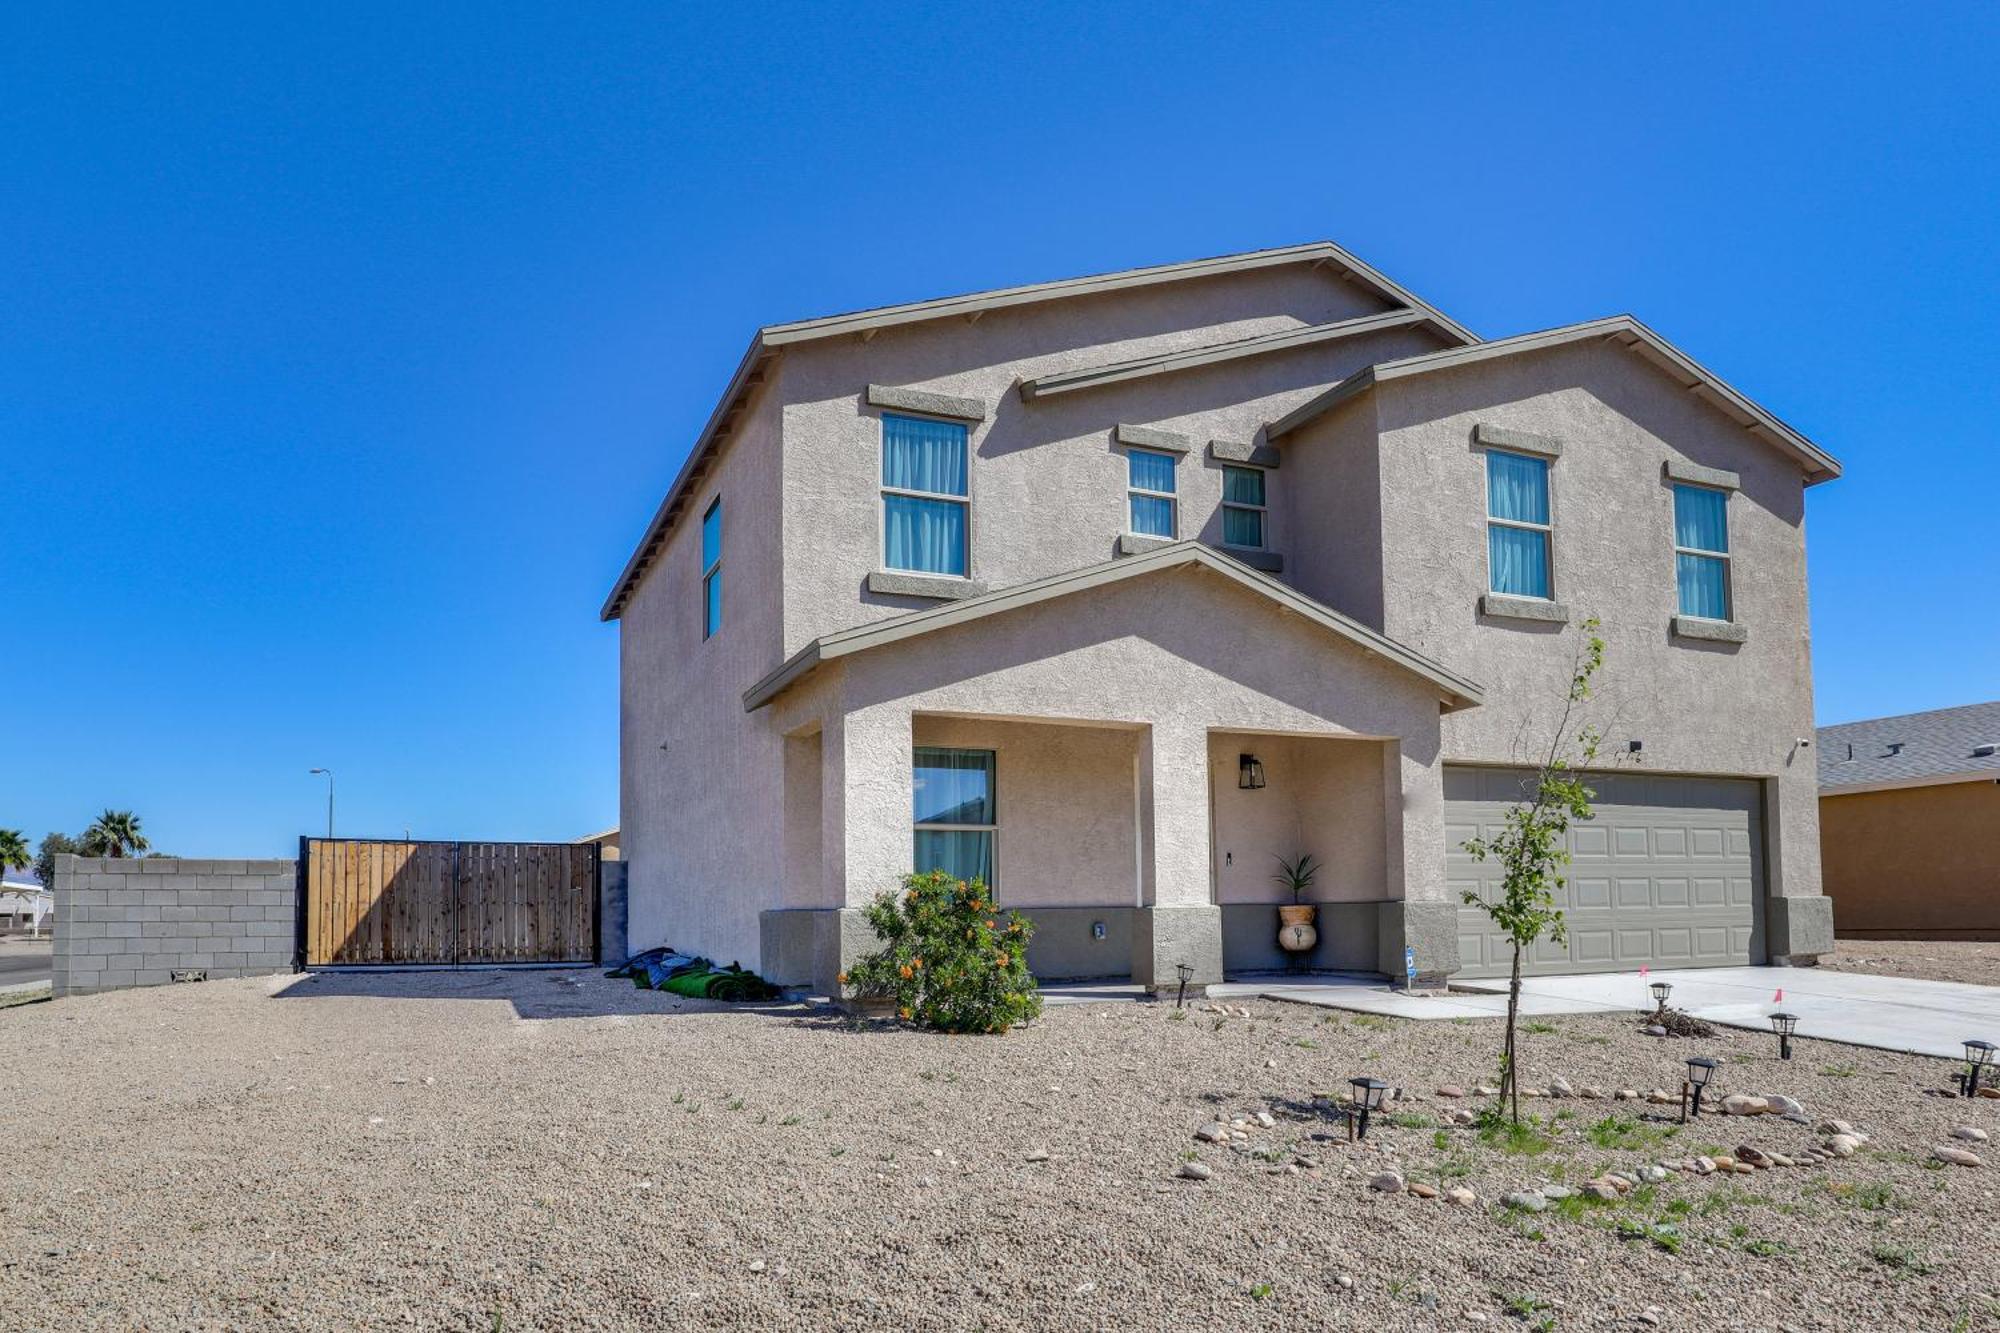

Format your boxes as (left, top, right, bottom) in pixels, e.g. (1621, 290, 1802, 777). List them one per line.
(0, 941, 53, 988)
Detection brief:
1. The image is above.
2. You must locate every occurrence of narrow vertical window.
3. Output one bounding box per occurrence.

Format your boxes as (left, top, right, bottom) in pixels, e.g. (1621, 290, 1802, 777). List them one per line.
(912, 747, 996, 889)
(1485, 451, 1552, 599)
(1673, 484, 1731, 620)
(700, 497, 722, 639)
(1126, 447, 1177, 538)
(1220, 465, 1267, 549)
(882, 414, 969, 576)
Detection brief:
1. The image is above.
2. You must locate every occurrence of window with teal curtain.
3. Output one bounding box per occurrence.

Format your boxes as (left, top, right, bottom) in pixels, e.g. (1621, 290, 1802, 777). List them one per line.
(1485, 451, 1552, 598)
(700, 497, 722, 639)
(1221, 465, 1267, 548)
(912, 747, 995, 887)
(1673, 484, 1731, 619)
(1127, 447, 1177, 537)
(882, 414, 969, 575)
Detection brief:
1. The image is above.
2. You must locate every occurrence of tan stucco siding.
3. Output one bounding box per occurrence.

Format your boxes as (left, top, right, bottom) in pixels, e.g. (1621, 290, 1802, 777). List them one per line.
(1207, 732, 1390, 905)
(619, 373, 787, 962)
(775, 264, 1447, 656)
(1820, 782, 2000, 935)
(1362, 340, 1822, 902)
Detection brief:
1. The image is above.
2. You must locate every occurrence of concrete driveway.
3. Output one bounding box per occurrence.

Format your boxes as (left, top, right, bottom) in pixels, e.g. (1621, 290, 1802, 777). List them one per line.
(1453, 966, 2000, 1060)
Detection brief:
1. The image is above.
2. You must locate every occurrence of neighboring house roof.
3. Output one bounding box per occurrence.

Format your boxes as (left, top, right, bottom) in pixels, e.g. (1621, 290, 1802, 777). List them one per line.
(1265, 316, 1841, 485)
(1818, 701, 2000, 794)
(573, 828, 618, 845)
(600, 242, 1479, 621)
(741, 540, 1486, 714)
(1, 865, 43, 890)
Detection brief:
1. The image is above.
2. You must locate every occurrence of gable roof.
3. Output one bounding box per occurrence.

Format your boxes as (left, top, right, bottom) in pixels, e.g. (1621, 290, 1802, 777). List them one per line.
(741, 541, 1485, 713)
(600, 242, 1478, 621)
(1818, 701, 2000, 793)
(1266, 316, 1841, 484)
(1, 864, 43, 890)
(1016, 308, 1445, 400)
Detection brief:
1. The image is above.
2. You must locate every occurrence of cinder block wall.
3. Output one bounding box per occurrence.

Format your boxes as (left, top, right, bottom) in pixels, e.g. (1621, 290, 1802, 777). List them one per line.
(53, 855, 297, 997)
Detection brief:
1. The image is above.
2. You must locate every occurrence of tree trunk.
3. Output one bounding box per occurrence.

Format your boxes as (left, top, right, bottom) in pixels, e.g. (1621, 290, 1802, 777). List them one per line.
(1506, 941, 1524, 1123)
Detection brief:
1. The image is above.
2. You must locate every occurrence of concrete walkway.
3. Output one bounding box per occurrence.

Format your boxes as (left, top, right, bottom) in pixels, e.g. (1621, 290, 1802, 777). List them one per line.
(1453, 967, 2000, 1060)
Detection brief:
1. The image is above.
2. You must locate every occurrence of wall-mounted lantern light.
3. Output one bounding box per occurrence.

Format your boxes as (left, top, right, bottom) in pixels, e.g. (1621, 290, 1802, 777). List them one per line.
(1769, 1011, 1798, 1061)
(1238, 754, 1266, 790)
(1349, 1076, 1389, 1139)
(1683, 1056, 1719, 1122)
(1958, 1039, 1995, 1098)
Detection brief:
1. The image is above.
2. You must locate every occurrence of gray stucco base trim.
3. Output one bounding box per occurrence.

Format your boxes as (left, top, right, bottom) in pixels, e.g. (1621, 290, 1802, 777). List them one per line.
(599, 861, 629, 966)
(1221, 902, 1381, 973)
(759, 907, 884, 996)
(1765, 895, 1834, 965)
(1671, 616, 1748, 644)
(1377, 900, 1461, 986)
(1480, 593, 1570, 623)
(1218, 545, 1283, 573)
(1133, 905, 1224, 994)
(868, 570, 986, 600)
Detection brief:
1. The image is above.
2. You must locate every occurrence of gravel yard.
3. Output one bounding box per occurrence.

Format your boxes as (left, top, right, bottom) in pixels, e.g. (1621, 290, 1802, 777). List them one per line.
(5, 969, 1998, 1332)
(1823, 937, 2000, 986)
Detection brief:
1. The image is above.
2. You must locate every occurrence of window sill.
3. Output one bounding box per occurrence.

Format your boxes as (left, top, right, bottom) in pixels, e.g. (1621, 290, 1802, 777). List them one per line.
(1479, 593, 1570, 623)
(868, 570, 985, 600)
(1118, 533, 1178, 556)
(1216, 544, 1283, 573)
(1671, 615, 1747, 644)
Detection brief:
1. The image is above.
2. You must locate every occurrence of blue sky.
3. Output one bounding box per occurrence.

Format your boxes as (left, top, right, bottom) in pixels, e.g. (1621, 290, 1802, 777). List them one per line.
(4, 4, 1995, 856)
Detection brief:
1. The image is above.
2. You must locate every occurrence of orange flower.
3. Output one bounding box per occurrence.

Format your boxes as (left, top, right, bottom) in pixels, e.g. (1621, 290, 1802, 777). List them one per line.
(898, 964, 914, 980)
(899, 1006, 912, 1021)
(836, 971, 849, 985)
(1008, 922, 1021, 935)
(995, 951, 1011, 967)
(912, 957, 924, 969)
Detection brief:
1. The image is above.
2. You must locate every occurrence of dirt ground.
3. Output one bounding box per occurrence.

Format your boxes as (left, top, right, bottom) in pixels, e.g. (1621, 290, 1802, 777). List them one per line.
(1822, 937, 2000, 986)
(4, 968, 1997, 1331)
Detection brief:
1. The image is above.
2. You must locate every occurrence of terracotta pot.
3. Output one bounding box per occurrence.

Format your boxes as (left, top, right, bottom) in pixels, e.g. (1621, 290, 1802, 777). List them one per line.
(1277, 903, 1318, 953)
(1277, 904, 1317, 928)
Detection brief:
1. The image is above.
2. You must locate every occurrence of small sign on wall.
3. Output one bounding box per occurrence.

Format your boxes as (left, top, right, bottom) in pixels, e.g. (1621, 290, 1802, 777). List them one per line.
(1404, 946, 1417, 991)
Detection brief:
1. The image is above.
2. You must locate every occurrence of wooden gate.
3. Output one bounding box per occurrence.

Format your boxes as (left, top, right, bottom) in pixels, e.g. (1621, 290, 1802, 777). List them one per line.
(302, 838, 599, 967)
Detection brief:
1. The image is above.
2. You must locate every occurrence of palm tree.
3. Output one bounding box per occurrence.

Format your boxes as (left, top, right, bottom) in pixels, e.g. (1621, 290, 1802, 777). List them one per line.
(81, 810, 149, 859)
(0, 829, 29, 875)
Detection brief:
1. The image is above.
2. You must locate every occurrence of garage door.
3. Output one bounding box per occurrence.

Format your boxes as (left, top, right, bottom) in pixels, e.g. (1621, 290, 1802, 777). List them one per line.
(1447, 767, 1763, 978)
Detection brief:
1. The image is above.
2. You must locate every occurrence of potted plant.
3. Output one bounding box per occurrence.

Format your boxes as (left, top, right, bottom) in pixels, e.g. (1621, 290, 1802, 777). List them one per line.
(1272, 853, 1320, 953)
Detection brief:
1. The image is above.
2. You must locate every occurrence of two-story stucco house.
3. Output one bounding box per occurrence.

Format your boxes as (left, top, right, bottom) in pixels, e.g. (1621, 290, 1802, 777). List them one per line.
(602, 242, 1841, 997)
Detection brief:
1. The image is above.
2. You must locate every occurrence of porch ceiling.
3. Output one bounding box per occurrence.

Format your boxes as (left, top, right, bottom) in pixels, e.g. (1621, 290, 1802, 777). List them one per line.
(742, 542, 1484, 714)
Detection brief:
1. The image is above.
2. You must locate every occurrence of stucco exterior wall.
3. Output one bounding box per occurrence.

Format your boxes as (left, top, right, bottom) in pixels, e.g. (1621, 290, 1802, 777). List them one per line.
(1207, 731, 1390, 905)
(1359, 341, 1824, 909)
(1820, 782, 2000, 936)
(1282, 395, 1386, 628)
(911, 715, 1139, 909)
(775, 265, 1447, 656)
(619, 370, 788, 964)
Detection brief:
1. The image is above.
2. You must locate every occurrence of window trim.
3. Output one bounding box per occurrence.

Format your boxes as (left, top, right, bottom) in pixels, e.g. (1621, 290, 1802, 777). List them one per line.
(1124, 446, 1179, 540)
(700, 496, 722, 641)
(1219, 463, 1269, 551)
(1671, 481, 1733, 623)
(911, 746, 998, 894)
(879, 411, 972, 580)
(1483, 448, 1555, 601)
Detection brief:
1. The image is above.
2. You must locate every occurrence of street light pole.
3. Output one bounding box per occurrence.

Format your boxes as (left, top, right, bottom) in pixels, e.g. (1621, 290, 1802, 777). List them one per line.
(309, 768, 334, 838)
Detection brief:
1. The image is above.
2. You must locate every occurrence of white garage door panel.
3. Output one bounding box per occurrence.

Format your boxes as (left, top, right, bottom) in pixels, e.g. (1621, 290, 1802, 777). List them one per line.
(1448, 767, 1765, 978)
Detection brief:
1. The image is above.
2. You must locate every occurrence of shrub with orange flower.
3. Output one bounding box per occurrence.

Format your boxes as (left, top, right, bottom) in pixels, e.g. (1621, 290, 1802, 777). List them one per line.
(841, 868, 1042, 1034)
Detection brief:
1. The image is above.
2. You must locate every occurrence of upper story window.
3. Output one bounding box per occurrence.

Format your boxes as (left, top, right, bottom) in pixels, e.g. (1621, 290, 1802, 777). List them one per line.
(1485, 450, 1552, 599)
(882, 414, 969, 577)
(1221, 465, 1267, 549)
(1673, 483, 1731, 620)
(700, 497, 722, 639)
(1127, 448, 1178, 538)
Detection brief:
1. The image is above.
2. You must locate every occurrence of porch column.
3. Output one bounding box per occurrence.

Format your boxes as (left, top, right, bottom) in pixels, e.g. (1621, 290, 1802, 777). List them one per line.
(1131, 719, 1223, 993)
(1376, 742, 1459, 985)
(809, 704, 913, 997)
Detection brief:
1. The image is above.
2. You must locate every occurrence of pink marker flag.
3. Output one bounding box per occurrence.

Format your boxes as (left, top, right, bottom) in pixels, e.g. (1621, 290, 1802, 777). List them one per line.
(1639, 964, 1649, 978)
(1774, 988, 1784, 1003)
